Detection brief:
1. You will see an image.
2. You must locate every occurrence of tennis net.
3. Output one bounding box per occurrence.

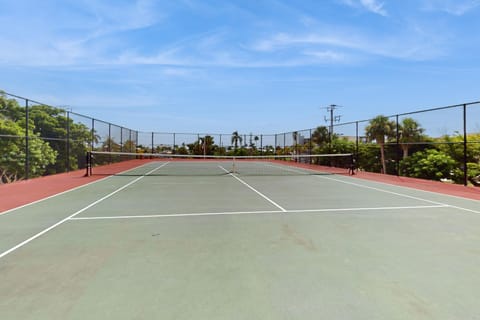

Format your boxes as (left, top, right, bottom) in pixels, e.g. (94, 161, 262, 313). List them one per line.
(85, 151, 354, 177)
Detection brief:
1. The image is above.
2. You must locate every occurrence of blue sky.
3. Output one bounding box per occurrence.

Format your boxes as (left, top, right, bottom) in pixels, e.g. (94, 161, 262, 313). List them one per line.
(1, 0, 480, 134)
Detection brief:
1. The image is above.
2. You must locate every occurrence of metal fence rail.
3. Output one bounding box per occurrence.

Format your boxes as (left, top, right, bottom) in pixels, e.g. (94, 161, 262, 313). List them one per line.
(1, 90, 479, 185)
(0, 91, 138, 182)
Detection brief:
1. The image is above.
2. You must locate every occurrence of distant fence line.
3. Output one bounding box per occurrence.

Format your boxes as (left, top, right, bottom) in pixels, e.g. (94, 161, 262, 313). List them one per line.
(1, 90, 479, 185)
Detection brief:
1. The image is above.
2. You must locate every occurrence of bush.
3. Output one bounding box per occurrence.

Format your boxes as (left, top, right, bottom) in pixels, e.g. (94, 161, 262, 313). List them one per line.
(400, 149, 459, 181)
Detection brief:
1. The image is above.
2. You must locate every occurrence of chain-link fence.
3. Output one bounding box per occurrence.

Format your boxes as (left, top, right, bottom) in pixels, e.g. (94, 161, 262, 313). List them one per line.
(0, 91, 138, 183)
(1, 90, 479, 185)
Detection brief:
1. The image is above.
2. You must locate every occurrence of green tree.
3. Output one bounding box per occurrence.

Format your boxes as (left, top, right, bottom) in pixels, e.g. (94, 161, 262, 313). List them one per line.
(189, 136, 216, 155)
(0, 95, 23, 121)
(123, 139, 137, 153)
(28, 105, 93, 173)
(0, 118, 57, 183)
(399, 117, 425, 159)
(400, 149, 459, 181)
(435, 133, 480, 183)
(311, 126, 330, 147)
(101, 137, 122, 152)
(176, 143, 189, 155)
(231, 131, 242, 151)
(437, 133, 480, 164)
(356, 143, 382, 172)
(365, 115, 396, 174)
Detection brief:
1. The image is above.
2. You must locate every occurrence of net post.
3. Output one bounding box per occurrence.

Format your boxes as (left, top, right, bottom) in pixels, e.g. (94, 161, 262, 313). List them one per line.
(349, 153, 356, 175)
(232, 156, 236, 174)
(85, 151, 92, 177)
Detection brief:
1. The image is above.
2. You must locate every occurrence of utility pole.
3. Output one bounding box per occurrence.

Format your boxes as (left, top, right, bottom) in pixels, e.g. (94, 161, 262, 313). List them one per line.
(323, 104, 342, 142)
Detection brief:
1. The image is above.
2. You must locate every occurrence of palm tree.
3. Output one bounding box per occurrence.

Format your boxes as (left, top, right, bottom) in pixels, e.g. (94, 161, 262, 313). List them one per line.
(365, 115, 396, 174)
(399, 118, 424, 159)
(197, 135, 215, 155)
(253, 135, 260, 153)
(231, 131, 242, 151)
(311, 126, 329, 146)
(292, 131, 298, 154)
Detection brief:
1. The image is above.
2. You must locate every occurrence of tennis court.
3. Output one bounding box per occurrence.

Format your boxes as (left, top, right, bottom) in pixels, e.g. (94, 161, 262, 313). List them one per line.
(1, 158, 480, 319)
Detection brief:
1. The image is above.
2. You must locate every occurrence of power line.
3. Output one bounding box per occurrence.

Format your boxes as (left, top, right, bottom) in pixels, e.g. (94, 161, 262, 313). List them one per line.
(321, 104, 342, 136)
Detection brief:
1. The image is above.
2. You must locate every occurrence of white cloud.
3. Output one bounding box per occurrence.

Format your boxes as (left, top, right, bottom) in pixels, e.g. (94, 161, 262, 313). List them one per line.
(0, 0, 165, 67)
(340, 0, 388, 16)
(360, 0, 388, 16)
(302, 50, 348, 62)
(250, 26, 447, 62)
(421, 0, 480, 15)
(252, 33, 355, 52)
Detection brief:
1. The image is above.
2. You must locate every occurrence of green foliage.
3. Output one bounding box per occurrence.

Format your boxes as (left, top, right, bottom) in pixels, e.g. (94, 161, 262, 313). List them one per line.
(0, 95, 93, 181)
(400, 149, 459, 181)
(0, 118, 57, 183)
(365, 115, 396, 144)
(398, 117, 426, 159)
(176, 143, 189, 155)
(101, 137, 122, 152)
(357, 143, 382, 173)
(365, 115, 396, 174)
(0, 95, 24, 121)
(190, 135, 216, 155)
(231, 131, 242, 150)
(311, 126, 329, 146)
(436, 133, 480, 164)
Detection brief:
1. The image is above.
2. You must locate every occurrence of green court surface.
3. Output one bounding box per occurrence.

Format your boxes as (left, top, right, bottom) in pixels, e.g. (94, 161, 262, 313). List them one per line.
(1, 161, 480, 319)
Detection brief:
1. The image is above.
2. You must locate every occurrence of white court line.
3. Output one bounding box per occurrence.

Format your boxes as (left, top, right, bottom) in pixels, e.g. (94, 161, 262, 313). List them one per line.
(323, 176, 480, 214)
(218, 165, 287, 212)
(0, 161, 161, 216)
(257, 165, 480, 215)
(317, 175, 480, 214)
(0, 163, 169, 260)
(71, 209, 284, 220)
(283, 165, 452, 207)
(69, 204, 448, 221)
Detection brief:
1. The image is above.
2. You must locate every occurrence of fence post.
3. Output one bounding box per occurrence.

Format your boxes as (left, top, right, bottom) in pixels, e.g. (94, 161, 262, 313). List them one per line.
(309, 129, 312, 155)
(151, 132, 154, 153)
(463, 104, 468, 186)
(66, 111, 70, 172)
(274, 135, 277, 154)
(91, 119, 95, 151)
(260, 134, 263, 155)
(396, 114, 400, 176)
(120, 127, 123, 152)
(355, 121, 359, 167)
(108, 123, 111, 152)
(173, 133, 176, 153)
(25, 99, 29, 180)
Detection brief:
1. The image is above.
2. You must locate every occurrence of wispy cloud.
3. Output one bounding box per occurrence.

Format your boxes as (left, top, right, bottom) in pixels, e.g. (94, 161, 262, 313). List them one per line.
(421, 0, 480, 15)
(340, 0, 388, 16)
(0, 0, 458, 71)
(250, 25, 446, 62)
(0, 0, 164, 67)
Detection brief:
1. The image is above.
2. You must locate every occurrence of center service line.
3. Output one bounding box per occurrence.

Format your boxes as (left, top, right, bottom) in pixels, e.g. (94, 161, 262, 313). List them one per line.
(218, 165, 287, 212)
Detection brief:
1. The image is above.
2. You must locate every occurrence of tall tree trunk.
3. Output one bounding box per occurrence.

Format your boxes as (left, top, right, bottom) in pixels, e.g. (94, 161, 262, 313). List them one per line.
(380, 144, 386, 174)
(402, 144, 409, 159)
